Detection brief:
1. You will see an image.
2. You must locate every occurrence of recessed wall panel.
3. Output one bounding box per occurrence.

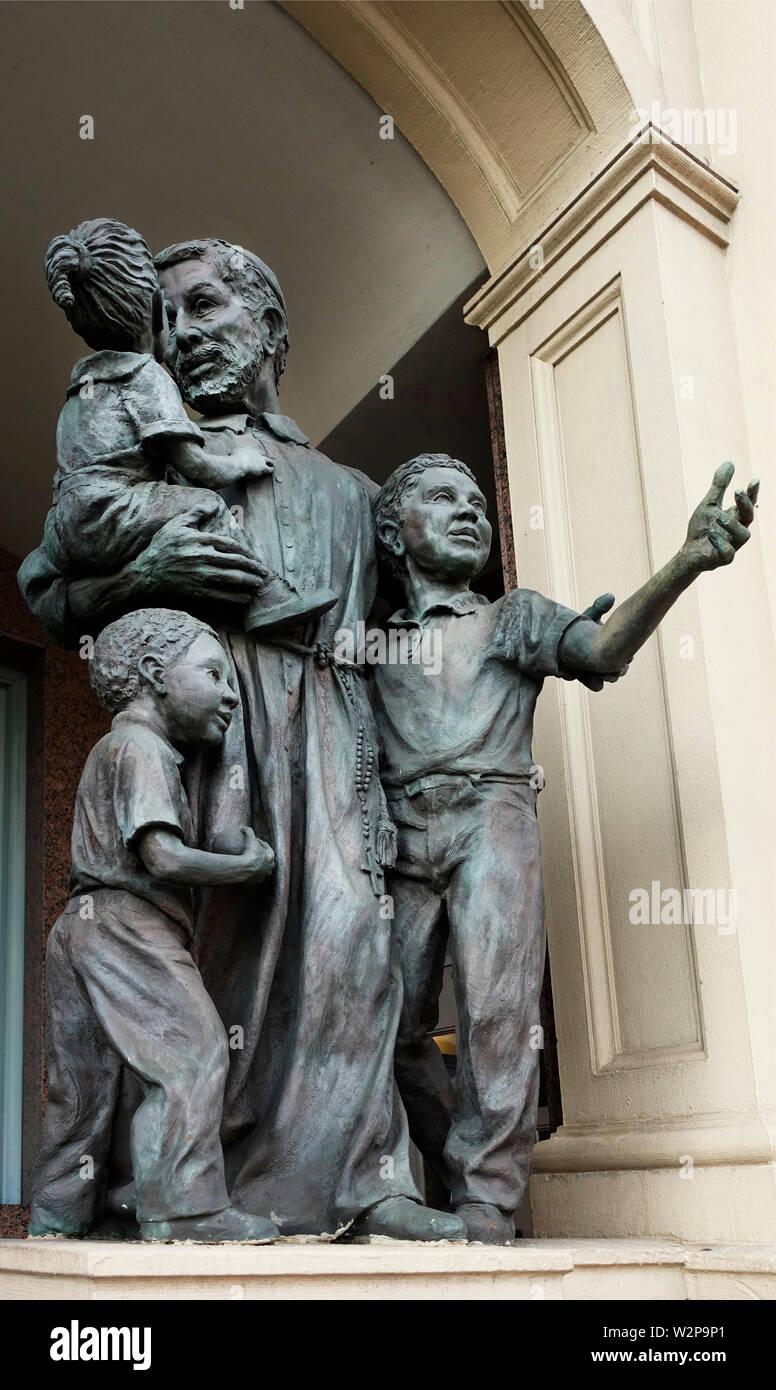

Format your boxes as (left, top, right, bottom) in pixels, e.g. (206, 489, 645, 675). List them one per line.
(533, 290, 703, 1067)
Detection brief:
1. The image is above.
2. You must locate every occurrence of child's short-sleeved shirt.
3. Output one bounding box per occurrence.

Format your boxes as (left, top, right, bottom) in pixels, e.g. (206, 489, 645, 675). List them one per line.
(54, 350, 203, 491)
(69, 710, 195, 932)
(372, 588, 595, 791)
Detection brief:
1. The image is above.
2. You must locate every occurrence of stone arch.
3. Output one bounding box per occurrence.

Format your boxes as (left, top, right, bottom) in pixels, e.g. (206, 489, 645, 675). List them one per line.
(280, 0, 664, 272)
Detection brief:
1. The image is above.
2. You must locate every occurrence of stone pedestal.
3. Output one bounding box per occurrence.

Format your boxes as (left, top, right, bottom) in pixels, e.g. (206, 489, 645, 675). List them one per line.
(2, 1238, 774, 1301)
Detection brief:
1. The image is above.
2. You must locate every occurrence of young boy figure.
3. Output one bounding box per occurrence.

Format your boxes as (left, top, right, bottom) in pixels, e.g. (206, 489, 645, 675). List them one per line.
(30, 608, 278, 1243)
(373, 452, 758, 1244)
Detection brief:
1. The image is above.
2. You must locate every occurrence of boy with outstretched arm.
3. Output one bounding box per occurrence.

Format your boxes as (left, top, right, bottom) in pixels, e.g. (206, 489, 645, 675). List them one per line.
(372, 452, 758, 1243)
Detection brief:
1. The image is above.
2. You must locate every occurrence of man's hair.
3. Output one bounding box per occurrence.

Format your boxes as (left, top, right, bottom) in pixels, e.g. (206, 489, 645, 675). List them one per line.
(374, 452, 478, 580)
(45, 218, 158, 352)
(90, 608, 218, 714)
(153, 238, 289, 388)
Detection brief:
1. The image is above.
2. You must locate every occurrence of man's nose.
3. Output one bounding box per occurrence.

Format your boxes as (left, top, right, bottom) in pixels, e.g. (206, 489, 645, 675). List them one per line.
(173, 315, 203, 352)
(455, 499, 479, 520)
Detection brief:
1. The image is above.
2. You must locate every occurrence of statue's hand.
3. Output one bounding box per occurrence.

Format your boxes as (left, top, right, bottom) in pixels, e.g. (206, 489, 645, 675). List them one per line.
(582, 593, 615, 624)
(683, 462, 759, 572)
(575, 592, 629, 690)
(135, 498, 266, 605)
(232, 827, 276, 884)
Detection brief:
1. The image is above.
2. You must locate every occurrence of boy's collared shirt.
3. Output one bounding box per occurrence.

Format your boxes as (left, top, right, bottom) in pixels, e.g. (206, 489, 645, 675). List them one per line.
(55, 350, 203, 491)
(373, 587, 592, 790)
(70, 710, 195, 932)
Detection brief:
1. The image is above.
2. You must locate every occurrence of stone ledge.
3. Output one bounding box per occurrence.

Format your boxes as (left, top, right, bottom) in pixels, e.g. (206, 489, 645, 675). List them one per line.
(2, 1236, 775, 1300)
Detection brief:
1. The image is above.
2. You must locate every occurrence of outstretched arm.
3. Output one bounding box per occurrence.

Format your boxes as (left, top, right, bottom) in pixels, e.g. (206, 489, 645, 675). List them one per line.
(559, 463, 759, 675)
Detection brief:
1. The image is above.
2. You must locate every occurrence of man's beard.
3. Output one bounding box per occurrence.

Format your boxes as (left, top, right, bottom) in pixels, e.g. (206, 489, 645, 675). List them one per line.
(173, 335, 265, 415)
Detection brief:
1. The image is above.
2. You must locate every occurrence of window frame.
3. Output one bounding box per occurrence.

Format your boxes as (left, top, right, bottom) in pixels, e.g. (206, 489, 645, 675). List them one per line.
(0, 664, 28, 1203)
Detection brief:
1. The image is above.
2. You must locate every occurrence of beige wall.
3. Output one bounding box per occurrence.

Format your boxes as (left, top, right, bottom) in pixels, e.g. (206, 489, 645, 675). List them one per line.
(689, 0, 776, 633)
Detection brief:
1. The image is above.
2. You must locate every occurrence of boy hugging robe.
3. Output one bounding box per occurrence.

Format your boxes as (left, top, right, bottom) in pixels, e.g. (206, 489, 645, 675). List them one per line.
(32, 711, 230, 1233)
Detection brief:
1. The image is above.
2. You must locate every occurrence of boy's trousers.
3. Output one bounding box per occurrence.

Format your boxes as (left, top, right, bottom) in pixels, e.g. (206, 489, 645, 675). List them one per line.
(386, 774, 546, 1216)
(31, 890, 230, 1233)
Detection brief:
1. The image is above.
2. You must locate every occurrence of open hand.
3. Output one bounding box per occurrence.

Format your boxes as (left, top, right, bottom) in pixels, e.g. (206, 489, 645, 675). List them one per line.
(136, 498, 266, 604)
(683, 462, 759, 572)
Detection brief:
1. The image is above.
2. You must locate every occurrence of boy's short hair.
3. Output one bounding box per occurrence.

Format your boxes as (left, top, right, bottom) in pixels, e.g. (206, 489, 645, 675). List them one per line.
(45, 218, 158, 352)
(90, 609, 219, 714)
(374, 453, 478, 579)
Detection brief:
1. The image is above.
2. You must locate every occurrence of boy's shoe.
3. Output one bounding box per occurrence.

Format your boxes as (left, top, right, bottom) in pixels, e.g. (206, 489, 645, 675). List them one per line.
(28, 1205, 85, 1239)
(455, 1202, 515, 1244)
(243, 573, 337, 635)
(140, 1207, 279, 1244)
(349, 1196, 467, 1242)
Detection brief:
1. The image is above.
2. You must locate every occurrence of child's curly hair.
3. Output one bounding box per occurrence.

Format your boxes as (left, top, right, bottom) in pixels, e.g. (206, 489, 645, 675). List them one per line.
(45, 217, 158, 352)
(90, 608, 219, 714)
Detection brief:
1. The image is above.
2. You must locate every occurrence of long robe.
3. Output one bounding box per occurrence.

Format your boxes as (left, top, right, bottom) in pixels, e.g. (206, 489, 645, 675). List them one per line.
(19, 409, 420, 1234)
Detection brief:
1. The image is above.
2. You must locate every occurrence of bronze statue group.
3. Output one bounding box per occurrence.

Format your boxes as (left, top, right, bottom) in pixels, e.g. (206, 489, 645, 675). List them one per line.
(21, 220, 758, 1245)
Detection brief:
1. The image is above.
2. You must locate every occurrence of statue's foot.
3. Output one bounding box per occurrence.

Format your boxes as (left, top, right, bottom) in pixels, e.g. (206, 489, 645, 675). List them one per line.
(243, 581, 338, 635)
(455, 1202, 515, 1244)
(350, 1196, 466, 1242)
(140, 1206, 279, 1244)
(28, 1204, 85, 1239)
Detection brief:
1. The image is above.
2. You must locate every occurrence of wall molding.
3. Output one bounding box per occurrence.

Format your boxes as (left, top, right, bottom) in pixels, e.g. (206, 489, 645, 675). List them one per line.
(341, 0, 524, 221)
(465, 125, 739, 339)
(532, 1116, 776, 1174)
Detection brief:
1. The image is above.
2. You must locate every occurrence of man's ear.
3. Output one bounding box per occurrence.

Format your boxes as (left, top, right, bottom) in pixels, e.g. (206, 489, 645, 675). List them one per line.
(259, 306, 286, 357)
(377, 519, 405, 561)
(138, 651, 167, 696)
